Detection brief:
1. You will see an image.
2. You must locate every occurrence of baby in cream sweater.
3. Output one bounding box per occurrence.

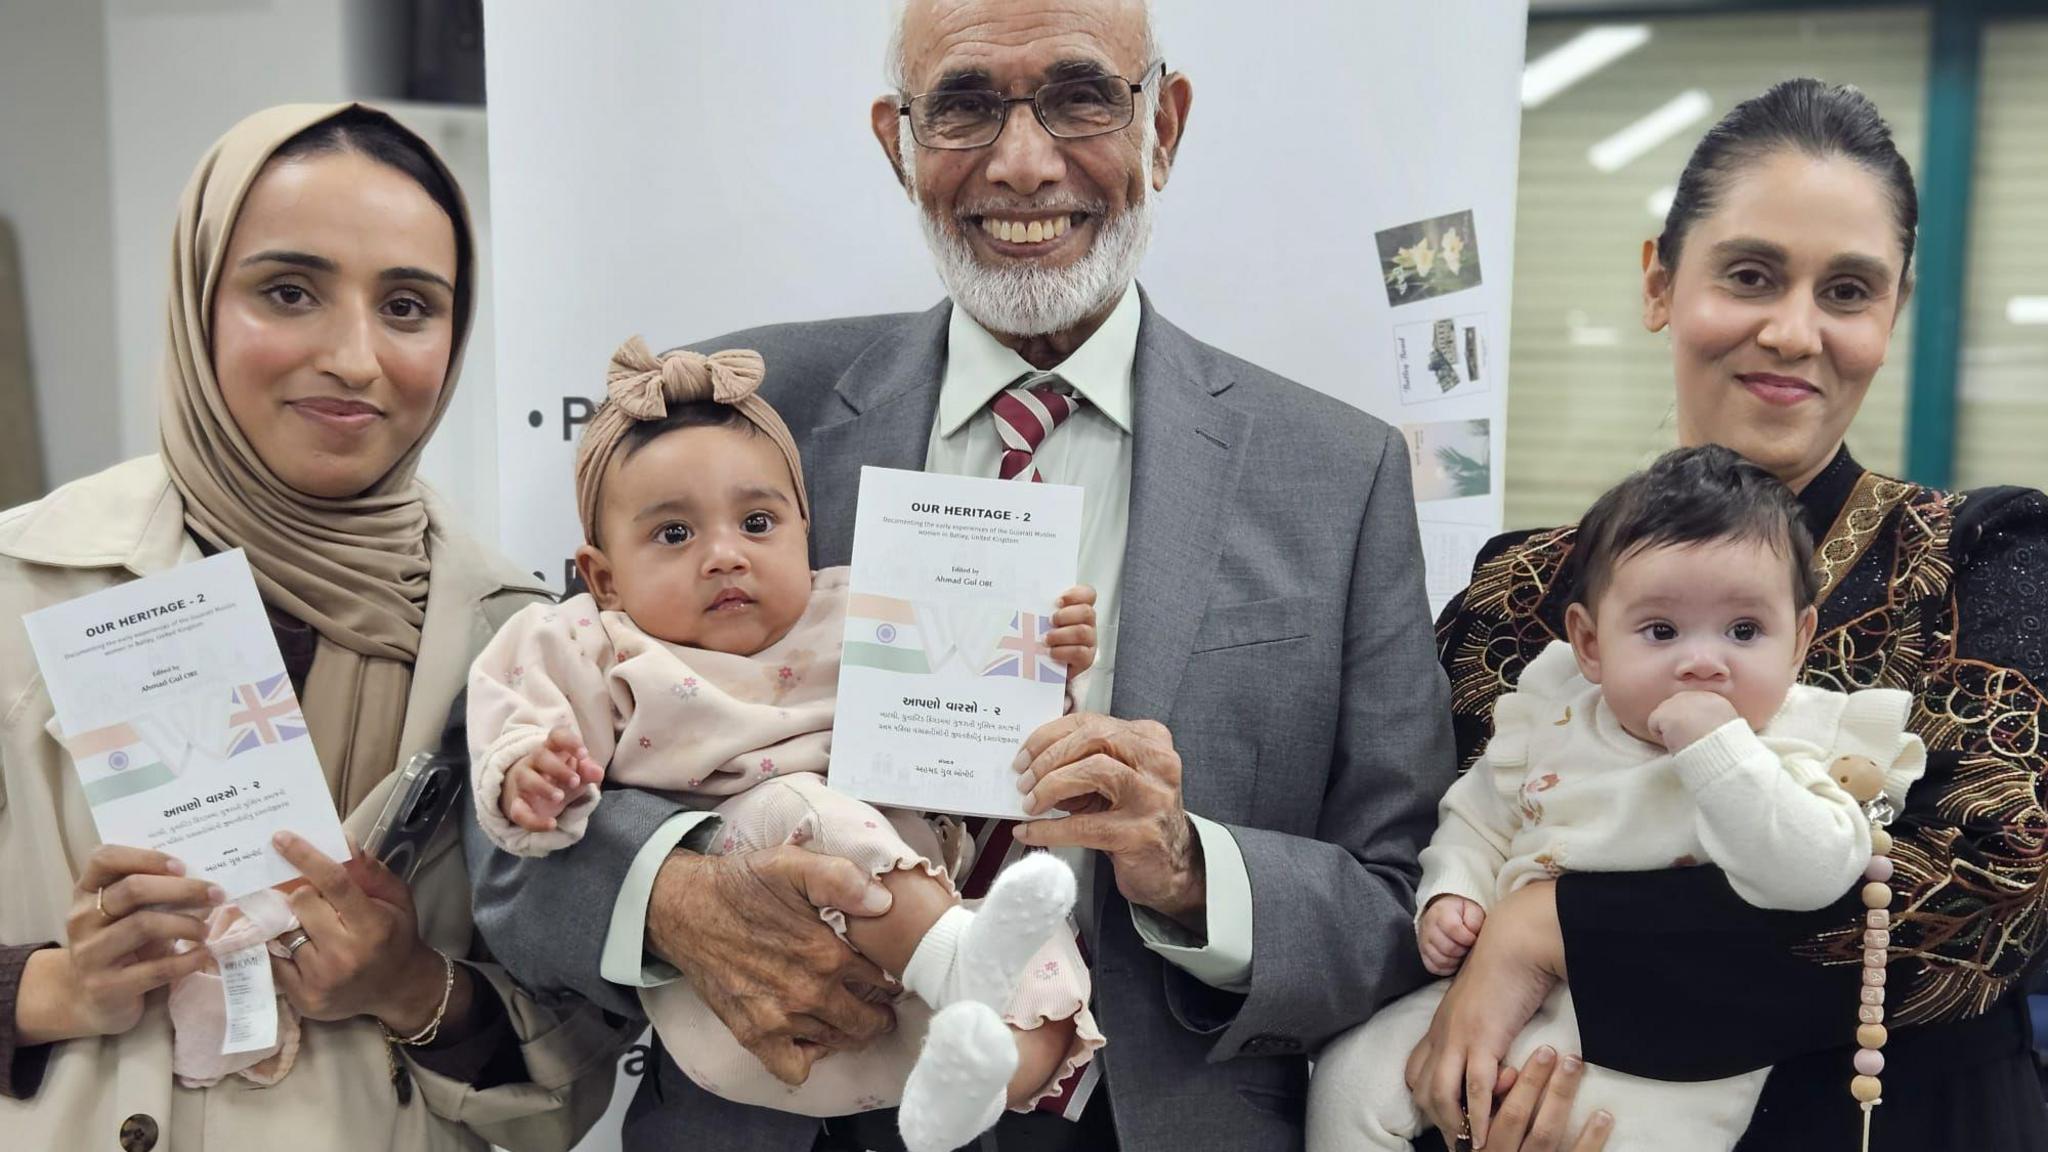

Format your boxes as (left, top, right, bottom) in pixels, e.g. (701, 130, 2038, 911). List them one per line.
(1308, 445, 1925, 1152)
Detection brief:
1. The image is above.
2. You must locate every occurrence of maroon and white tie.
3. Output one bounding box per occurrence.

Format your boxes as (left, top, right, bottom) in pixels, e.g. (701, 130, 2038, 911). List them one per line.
(992, 371, 1084, 483)
(966, 369, 1101, 1118)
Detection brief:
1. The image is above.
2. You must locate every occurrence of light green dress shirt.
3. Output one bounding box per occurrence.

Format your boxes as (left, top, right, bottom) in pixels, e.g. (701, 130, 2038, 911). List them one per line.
(601, 286, 1253, 994)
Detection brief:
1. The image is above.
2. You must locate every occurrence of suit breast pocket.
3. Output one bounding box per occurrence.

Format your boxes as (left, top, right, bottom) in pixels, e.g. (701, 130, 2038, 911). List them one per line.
(1188, 595, 1311, 654)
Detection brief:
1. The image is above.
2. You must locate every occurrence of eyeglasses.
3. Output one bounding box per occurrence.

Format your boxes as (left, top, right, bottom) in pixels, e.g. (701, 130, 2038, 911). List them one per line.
(900, 61, 1165, 150)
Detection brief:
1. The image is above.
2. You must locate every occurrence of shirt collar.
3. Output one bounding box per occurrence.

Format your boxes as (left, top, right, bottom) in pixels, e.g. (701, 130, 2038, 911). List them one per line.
(935, 282, 1139, 438)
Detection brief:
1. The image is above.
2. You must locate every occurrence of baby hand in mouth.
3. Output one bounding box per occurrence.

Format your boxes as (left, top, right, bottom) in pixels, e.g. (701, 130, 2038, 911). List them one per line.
(1646, 690, 1741, 751)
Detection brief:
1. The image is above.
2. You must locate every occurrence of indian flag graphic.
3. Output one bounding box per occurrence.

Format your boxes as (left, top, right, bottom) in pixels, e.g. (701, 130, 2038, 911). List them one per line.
(843, 592, 931, 674)
(64, 722, 178, 807)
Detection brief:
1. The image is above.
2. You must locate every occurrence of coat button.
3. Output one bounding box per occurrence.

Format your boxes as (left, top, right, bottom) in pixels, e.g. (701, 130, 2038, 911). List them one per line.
(120, 1114, 160, 1152)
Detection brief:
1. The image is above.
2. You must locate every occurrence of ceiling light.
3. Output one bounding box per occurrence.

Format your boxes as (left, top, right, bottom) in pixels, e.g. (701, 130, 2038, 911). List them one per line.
(1522, 25, 1652, 108)
(1590, 89, 1712, 174)
(2008, 296, 2048, 325)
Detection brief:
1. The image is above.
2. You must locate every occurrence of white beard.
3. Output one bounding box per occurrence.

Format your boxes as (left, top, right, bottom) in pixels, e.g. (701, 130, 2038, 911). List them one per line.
(901, 118, 1157, 338)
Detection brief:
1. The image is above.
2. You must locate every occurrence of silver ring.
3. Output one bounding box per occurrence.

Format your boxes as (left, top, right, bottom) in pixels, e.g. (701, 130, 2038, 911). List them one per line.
(283, 930, 312, 957)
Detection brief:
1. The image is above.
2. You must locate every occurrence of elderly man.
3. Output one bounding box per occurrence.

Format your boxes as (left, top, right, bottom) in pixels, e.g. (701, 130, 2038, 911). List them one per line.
(467, 1, 1455, 1148)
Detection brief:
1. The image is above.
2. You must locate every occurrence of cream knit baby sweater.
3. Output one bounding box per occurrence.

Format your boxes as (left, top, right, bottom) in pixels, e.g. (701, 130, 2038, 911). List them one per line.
(1421, 640, 1926, 916)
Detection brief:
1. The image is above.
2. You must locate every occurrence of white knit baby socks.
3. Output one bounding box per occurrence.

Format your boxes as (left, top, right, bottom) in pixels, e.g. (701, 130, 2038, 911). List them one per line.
(897, 853, 1077, 1152)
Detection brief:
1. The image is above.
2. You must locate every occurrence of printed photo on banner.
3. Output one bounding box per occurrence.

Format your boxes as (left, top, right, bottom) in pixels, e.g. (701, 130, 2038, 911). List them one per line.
(1395, 312, 1490, 405)
(1402, 418, 1492, 503)
(1376, 208, 1483, 306)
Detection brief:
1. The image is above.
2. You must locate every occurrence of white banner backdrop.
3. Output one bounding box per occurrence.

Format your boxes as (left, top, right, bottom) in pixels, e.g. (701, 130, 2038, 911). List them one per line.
(481, 3, 1529, 1147)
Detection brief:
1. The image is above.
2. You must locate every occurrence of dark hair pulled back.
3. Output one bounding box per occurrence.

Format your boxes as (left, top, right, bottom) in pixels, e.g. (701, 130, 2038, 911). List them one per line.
(1655, 78, 1918, 287)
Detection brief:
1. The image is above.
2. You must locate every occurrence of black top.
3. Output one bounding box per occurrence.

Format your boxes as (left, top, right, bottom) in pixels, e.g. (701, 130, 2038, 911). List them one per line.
(1434, 446, 2048, 1149)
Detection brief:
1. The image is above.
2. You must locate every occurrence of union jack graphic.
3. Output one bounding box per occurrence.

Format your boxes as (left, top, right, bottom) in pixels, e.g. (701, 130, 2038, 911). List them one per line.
(226, 674, 309, 757)
(981, 611, 1065, 684)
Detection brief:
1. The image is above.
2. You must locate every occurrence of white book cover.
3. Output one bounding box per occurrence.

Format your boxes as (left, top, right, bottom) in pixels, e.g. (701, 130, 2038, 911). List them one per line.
(831, 467, 1082, 819)
(23, 549, 349, 897)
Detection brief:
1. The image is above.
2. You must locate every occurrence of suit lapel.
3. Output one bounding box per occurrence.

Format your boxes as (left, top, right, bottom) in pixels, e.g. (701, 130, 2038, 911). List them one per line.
(1110, 302, 1250, 723)
(1094, 300, 1249, 932)
(802, 302, 951, 567)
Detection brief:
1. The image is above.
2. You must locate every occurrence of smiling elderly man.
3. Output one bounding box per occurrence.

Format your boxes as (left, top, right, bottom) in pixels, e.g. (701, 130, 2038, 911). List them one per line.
(465, 2, 1455, 1149)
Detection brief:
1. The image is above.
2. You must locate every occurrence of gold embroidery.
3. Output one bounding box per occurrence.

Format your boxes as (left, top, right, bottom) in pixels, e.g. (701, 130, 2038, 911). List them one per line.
(1811, 471, 1915, 605)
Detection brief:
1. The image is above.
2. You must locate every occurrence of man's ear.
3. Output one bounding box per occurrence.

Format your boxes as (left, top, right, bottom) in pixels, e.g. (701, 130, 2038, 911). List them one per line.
(872, 96, 909, 190)
(1565, 601, 1604, 685)
(1642, 240, 1673, 333)
(1149, 71, 1194, 192)
(576, 544, 621, 610)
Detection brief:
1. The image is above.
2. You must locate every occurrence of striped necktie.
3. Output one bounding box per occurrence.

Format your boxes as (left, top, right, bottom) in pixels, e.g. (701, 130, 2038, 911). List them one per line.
(960, 367, 1101, 1119)
(992, 371, 1084, 483)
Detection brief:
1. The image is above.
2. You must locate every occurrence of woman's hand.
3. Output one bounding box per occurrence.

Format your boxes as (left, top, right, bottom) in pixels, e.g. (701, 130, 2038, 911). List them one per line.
(1406, 881, 1568, 1149)
(270, 832, 466, 1035)
(1480, 1046, 1613, 1151)
(25, 846, 225, 1043)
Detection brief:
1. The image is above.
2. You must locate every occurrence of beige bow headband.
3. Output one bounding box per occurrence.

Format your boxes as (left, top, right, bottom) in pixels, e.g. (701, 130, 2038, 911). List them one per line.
(574, 336, 809, 545)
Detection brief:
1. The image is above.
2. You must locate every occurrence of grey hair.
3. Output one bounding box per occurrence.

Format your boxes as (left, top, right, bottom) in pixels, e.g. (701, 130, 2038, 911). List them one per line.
(884, 0, 1162, 93)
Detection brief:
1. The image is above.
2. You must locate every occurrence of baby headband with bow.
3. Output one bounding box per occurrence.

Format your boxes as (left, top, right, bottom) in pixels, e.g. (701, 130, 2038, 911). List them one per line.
(574, 336, 809, 545)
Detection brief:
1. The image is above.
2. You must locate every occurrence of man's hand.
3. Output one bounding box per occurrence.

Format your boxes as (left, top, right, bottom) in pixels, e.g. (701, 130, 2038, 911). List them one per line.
(646, 846, 898, 1085)
(1419, 894, 1487, 976)
(1645, 690, 1740, 752)
(1011, 713, 1206, 929)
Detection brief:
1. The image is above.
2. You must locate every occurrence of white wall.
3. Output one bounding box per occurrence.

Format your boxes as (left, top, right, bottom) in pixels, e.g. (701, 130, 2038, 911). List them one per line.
(0, 1, 121, 489)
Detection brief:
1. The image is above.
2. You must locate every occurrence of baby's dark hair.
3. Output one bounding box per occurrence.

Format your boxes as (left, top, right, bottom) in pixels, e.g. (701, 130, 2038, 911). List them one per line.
(616, 400, 762, 462)
(1564, 445, 1818, 610)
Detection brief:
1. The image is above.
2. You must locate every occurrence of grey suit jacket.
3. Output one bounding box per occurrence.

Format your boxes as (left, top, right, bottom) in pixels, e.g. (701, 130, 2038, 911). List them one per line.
(465, 293, 1456, 1150)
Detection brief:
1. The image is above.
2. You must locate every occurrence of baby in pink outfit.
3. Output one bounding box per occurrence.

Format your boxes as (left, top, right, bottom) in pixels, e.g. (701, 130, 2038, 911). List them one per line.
(467, 337, 1102, 1152)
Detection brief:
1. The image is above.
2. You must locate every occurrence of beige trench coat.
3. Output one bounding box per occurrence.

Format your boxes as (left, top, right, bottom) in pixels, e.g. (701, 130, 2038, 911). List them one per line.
(0, 457, 630, 1152)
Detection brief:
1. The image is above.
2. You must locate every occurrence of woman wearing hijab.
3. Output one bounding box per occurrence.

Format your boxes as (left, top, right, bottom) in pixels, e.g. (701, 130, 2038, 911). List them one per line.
(0, 104, 626, 1151)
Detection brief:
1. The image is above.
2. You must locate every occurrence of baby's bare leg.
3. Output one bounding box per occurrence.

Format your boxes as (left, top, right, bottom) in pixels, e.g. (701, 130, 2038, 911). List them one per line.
(840, 865, 957, 976)
(1007, 1015, 1078, 1109)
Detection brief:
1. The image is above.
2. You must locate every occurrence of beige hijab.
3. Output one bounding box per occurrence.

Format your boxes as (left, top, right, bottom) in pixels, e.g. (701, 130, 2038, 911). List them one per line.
(159, 103, 474, 815)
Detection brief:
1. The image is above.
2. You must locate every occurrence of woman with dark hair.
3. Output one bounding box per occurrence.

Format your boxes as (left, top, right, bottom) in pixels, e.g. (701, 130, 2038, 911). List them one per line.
(1403, 79, 2048, 1150)
(0, 104, 626, 1150)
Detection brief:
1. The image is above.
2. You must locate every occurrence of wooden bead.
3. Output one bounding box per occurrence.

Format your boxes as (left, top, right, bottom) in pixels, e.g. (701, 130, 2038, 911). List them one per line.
(1858, 1023, 1888, 1049)
(1863, 929, 1890, 949)
(1852, 1075, 1883, 1103)
(1866, 909, 1890, 929)
(1859, 1005, 1886, 1025)
(1864, 856, 1894, 883)
(1861, 882, 1893, 909)
(1870, 828, 1893, 855)
(1861, 986, 1885, 1006)
(1862, 967, 1887, 987)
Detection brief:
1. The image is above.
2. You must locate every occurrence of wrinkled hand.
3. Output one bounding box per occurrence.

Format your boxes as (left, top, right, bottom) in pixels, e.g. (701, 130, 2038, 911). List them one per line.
(647, 846, 898, 1085)
(505, 726, 605, 831)
(1645, 690, 1739, 752)
(1406, 882, 1567, 1149)
(1012, 713, 1205, 927)
(1048, 585, 1098, 678)
(1419, 894, 1487, 977)
(271, 832, 448, 1033)
(60, 845, 224, 1038)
